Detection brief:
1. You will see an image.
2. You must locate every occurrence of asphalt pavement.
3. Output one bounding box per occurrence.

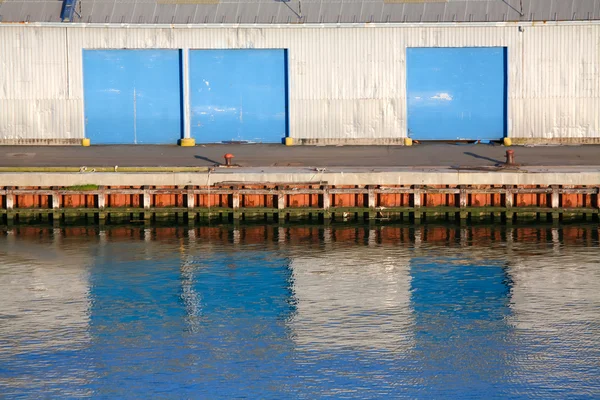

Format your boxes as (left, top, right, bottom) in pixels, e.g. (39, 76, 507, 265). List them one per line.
(0, 143, 598, 168)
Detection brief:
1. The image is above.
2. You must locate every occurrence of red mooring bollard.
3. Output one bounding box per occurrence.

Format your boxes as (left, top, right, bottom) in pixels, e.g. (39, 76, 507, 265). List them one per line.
(224, 153, 234, 166)
(505, 150, 515, 165)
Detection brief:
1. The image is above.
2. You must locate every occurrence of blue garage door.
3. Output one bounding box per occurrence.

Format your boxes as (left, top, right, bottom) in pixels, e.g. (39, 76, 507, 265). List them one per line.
(407, 47, 507, 141)
(83, 50, 183, 144)
(190, 50, 287, 143)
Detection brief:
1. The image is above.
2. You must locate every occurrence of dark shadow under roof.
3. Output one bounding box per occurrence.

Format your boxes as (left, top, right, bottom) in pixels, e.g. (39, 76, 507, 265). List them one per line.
(1, 0, 599, 24)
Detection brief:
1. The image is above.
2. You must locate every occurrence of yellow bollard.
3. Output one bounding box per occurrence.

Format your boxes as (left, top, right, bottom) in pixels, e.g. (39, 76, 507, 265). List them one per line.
(404, 137, 413, 146)
(82, 138, 91, 147)
(284, 137, 294, 146)
(179, 138, 196, 147)
(503, 137, 512, 147)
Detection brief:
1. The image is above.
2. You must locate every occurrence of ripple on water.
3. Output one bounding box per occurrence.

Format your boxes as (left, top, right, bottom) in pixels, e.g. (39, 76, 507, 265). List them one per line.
(0, 225, 599, 398)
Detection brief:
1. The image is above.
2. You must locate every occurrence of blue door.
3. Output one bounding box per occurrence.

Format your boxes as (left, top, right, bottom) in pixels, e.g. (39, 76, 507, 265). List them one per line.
(190, 49, 287, 143)
(83, 50, 183, 144)
(406, 47, 507, 141)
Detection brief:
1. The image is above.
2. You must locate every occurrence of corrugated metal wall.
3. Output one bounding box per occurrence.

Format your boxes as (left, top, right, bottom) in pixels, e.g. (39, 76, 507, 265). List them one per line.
(0, 23, 599, 144)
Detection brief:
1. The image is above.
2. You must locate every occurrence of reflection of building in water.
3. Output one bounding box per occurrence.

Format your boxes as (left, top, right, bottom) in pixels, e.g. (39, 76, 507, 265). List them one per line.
(505, 241, 600, 391)
(0, 233, 92, 351)
(2, 225, 599, 396)
(87, 234, 296, 396)
(508, 244, 600, 329)
(0, 232, 94, 394)
(289, 243, 415, 352)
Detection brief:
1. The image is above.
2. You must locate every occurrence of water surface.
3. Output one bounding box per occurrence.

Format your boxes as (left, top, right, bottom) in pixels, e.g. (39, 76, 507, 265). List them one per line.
(0, 225, 599, 398)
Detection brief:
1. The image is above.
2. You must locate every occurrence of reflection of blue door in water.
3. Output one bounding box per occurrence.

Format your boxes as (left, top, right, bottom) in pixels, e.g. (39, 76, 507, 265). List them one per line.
(83, 50, 183, 144)
(407, 47, 507, 141)
(87, 243, 294, 397)
(189, 49, 288, 143)
(409, 257, 513, 397)
(87, 249, 189, 395)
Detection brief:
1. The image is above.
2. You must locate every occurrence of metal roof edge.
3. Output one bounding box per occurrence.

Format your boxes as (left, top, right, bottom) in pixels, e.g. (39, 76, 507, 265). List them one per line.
(1, 21, 600, 29)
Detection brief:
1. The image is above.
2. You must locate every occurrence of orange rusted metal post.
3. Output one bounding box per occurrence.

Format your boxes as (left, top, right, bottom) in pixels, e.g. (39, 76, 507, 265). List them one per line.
(505, 150, 515, 166)
(224, 153, 234, 166)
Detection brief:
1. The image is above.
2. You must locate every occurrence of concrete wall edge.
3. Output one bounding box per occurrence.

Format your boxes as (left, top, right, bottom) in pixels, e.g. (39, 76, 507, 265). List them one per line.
(0, 171, 599, 186)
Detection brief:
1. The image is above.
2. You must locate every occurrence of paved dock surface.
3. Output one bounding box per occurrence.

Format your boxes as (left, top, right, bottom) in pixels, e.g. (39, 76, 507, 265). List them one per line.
(0, 143, 598, 168)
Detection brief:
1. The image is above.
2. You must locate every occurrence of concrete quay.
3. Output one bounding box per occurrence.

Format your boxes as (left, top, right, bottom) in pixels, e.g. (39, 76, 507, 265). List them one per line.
(0, 165, 598, 225)
(0, 166, 600, 187)
(0, 143, 598, 224)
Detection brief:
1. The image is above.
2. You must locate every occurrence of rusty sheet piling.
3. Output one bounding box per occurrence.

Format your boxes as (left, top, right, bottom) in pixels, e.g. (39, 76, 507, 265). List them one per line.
(1, 184, 598, 225)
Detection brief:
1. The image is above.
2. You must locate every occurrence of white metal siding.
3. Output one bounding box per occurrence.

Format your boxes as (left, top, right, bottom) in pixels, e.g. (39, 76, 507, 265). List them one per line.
(0, 23, 598, 143)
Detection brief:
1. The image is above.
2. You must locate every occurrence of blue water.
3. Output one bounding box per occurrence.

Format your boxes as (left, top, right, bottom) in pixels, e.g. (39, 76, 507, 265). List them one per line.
(1, 225, 599, 399)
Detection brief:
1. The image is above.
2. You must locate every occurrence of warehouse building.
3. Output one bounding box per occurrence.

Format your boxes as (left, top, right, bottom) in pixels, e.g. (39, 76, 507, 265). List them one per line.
(0, 0, 599, 145)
